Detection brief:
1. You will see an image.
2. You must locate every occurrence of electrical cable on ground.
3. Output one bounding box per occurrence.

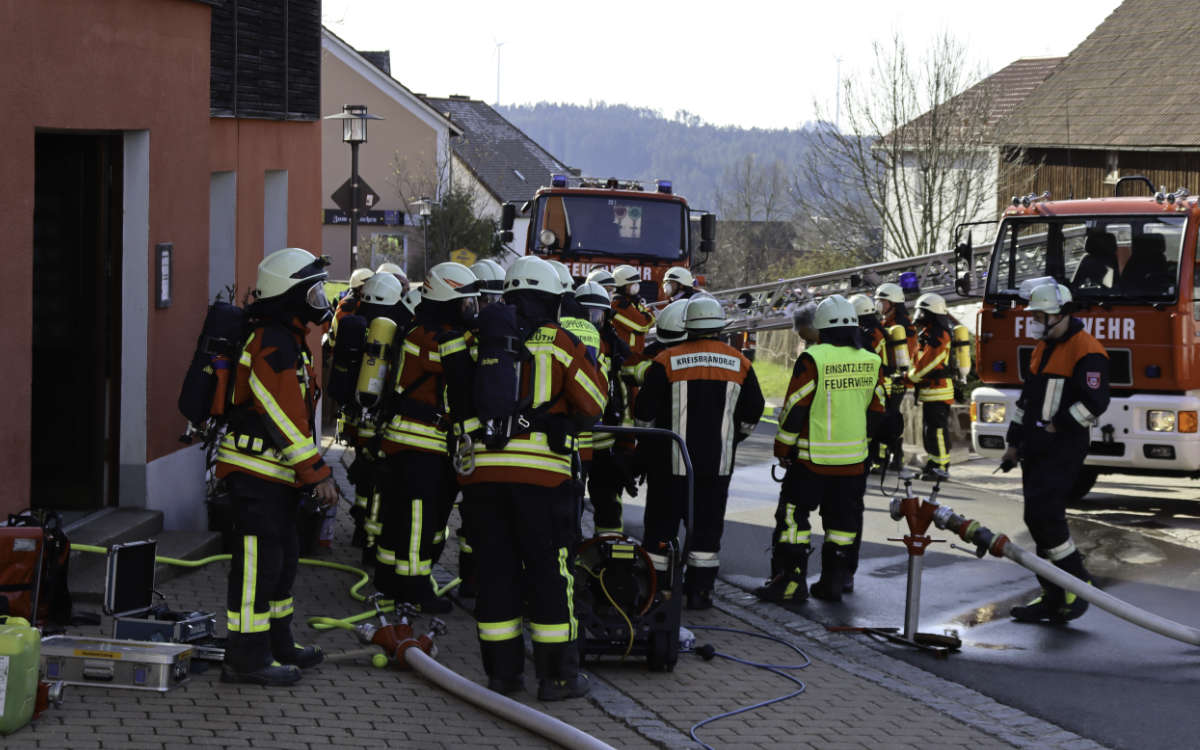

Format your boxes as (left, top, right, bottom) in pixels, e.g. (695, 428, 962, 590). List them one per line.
(682, 625, 812, 750)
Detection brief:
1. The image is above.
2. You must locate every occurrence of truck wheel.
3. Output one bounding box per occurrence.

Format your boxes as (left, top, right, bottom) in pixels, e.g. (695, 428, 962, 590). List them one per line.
(1071, 467, 1100, 500)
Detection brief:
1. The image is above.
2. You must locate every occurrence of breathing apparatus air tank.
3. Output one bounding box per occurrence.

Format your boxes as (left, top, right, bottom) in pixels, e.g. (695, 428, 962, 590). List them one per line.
(887, 325, 911, 369)
(356, 317, 398, 409)
(951, 324, 972, 380)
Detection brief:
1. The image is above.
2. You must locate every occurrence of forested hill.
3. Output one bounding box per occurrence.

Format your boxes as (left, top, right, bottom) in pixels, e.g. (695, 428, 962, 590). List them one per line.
(497, 102, 819, 211)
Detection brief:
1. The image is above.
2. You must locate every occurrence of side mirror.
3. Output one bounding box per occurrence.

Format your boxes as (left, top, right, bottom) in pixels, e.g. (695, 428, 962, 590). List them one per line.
(954, 236, 973, 295)
(700, 213, 716, 242)
(501, 203, 516, 231)
(500, 230, 514, 243)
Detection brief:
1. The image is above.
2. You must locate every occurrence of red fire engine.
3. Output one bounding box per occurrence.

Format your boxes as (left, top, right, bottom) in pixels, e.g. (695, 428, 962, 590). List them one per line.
(962, 178, 1200, 496)
(500, 175, 715, 302)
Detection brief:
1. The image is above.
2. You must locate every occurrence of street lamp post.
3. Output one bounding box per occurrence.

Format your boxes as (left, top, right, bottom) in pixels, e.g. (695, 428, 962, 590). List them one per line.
(413, 197, 435, 277)
(324, 104, 383, 270)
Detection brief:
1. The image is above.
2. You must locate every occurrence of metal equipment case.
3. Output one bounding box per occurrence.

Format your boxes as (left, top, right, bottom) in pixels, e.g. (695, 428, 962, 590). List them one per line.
(40, 636, 192, 692)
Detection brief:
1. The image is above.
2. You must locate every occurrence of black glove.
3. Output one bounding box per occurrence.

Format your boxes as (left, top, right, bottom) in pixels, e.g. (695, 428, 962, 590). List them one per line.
(613, 451, 640, 497)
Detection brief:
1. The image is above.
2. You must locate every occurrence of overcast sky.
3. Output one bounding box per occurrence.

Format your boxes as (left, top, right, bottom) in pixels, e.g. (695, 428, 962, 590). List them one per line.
(322, 0, 1122, 130)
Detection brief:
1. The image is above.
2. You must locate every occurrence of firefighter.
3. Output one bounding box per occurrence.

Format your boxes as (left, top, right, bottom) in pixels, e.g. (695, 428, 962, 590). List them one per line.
(346, 274, 417, 563)
(627, 298, 690, 387)
(610, 264, 654, 353)
(569, 281, 612, 504)
(905, 292, 955, 479)
(586, 267, 617, 293)
(635, 296, 764, 609)
(215, 247, 336, 686)
(376, 261, 410, 292)
(852, 293, 895, 472)
(460, 255, 607, 700)
(376, 262, 480, 614)
(471, 258, 506, 309)
(1003, 281, 1108, 623)
(661, 266, 700, 300)
(754, 295, 888, 607)
(791, 301, 819, 347)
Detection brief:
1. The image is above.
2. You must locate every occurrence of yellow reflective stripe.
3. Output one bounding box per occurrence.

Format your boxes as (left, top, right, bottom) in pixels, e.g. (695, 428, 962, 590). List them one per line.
(402, 340, 422, 357)
(458, 536, 473, 554)
(533, 350, 553, 405)
(239, 536, 268, 633)
(387, 418, 446, 438)
(478, 618, 523, 642)
(439, 336, 469, 357)
(775, 429, 799, 447)
(574, 367, 607, 408)
(248, 370, 315, 464)
(561, 547, 577, 639)
(826, 529, 857, 546)
(471, 454, 572, 475)
(375, 545, 397, 565)
(933, 428, 949, 466)
(269, 598, 294, 618)
(918, 385, 955, 402)
(408, 499, 423, 577)
(530, 622, 571, 644)
(780, 503, 798, 544)
(387, 433, 448, 452)
(909, 349, 949, 381)
(217, 447, 296, 483)
(457, 416, 483, 436)
(613, 313, 651, 333)
(783, 380, 816, 414)
(395, 559, 432, 575)
(627, 359, 652, 385)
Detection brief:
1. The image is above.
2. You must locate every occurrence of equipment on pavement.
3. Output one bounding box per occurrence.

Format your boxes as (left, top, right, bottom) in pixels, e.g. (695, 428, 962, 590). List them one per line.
(575, 425, 692, 672)
(103, 540, 222, 662)
(40, 635, 193, 692)
(0, 616, 42, 735)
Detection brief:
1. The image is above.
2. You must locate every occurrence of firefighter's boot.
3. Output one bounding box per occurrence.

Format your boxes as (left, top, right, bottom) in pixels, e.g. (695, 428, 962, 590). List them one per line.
(270, 615, 325, 669)
(843, 536, 862, 593)
(809, 544, 850, 602)
(753, 545, 810, 610)
(534, 643, 590, 701)
(1052, 551, 1092, 622)
(1010, 574, 1066, 623)
(222, 633, 302, 686)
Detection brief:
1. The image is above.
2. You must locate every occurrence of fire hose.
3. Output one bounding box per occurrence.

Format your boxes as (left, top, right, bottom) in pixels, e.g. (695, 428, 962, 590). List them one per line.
(929, 503, 1200, 647)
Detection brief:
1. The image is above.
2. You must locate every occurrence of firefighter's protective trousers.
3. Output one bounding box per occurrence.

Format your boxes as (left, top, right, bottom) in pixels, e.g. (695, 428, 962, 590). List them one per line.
(223, 473, 302, 672)
(643, 473, 732, 594)
(464, 481, 579, 682)
(374, 451, 457, 603)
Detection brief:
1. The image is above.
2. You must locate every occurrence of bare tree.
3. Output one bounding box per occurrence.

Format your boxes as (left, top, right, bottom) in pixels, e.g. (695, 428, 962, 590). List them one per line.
(799, 33, 1012, 260)
(708, 155, 796, 288)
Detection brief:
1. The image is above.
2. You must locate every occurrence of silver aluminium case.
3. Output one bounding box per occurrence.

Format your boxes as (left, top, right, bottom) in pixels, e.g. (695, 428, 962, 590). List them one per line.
(40, 635, 192, 692)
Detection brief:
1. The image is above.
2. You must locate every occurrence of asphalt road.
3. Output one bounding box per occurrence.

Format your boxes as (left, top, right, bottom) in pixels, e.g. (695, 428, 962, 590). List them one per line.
(619, 424, 1200, 750)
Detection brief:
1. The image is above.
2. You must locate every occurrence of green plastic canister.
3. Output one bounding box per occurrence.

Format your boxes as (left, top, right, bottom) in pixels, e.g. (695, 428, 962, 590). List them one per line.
(0, 616, 40, 735)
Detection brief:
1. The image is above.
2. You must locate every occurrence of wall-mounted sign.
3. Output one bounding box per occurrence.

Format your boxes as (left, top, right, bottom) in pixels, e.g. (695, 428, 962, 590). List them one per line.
(323, 209, 403, 226)
(155, 243, 172, 309)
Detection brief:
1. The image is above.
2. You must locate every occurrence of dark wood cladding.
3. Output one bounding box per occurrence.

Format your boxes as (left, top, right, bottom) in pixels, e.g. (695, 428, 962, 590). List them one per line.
(1000, 147, 1200, 207)
(210, 0, 320, 120)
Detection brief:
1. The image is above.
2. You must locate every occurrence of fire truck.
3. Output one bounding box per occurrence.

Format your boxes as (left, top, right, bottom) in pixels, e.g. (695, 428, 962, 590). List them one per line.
(961, 177, 1200, 495)
(499, 174, 716, 302)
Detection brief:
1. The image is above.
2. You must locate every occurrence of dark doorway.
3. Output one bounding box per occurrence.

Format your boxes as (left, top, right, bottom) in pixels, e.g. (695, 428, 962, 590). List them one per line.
(32, 132, 123, 511)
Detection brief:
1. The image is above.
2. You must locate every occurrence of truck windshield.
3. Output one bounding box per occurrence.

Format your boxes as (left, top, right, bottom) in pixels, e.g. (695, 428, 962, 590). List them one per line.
(533, 194, 686, 261)
(986, 215, 1186, 303)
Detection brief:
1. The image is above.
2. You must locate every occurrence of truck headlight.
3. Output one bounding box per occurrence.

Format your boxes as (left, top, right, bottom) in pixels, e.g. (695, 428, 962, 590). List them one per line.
(978, 402, 1007, 424)
(1147, 410, 1176, 432)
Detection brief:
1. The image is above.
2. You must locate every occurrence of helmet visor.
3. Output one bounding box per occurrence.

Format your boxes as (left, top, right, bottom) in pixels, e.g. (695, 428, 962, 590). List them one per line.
(586, 307, 608, 327)
(306, 281, 330, 310)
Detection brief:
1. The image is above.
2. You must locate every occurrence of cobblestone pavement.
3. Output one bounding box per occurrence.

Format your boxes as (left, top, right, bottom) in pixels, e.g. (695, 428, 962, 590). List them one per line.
(5, 443, 1106, 749)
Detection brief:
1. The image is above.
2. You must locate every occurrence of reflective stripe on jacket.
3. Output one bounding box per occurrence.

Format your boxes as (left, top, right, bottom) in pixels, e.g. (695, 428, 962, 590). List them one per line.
(216, 321, 330, 487)
(461, 324, 607, 487)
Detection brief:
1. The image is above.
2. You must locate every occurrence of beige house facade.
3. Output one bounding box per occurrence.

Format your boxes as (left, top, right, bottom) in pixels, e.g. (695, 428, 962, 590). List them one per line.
(320, 30, 462, 280)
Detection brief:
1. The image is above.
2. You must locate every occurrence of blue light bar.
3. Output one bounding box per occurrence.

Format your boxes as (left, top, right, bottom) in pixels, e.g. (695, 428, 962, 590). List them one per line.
(551, 174, 568, 187)
(656, 179, 673, 194)
(899, 271, 919, 293)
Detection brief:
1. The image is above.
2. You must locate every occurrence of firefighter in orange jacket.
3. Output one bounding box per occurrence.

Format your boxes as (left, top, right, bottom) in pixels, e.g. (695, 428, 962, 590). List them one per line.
(610, 264, 655, 353)
(754, 295, 888, 607)
(635, 296, 764, 610)
(1004, 282, 1108, 623)
(216, 247, 337, 686)
(376, 262, 480, 614)
(906, 292, 955, 479)
(461, 256, 607, 701)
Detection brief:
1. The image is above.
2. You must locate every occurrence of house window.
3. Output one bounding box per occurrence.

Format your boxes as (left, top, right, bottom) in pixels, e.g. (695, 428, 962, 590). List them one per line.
(264, 170, 288, 256)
